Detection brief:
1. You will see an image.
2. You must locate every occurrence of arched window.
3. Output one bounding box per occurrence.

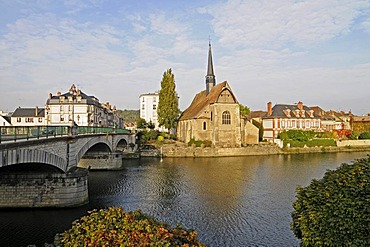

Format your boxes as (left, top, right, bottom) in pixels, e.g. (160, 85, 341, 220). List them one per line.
(203, 122, 206, 130)
(222, 111, 231, 124)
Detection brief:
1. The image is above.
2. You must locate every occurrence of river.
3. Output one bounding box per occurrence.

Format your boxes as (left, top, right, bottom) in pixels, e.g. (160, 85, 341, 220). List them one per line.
(0, 151, 368, 247)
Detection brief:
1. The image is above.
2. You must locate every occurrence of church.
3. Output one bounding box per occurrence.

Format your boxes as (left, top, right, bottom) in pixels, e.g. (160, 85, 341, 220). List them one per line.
(176, 43, 259, 147)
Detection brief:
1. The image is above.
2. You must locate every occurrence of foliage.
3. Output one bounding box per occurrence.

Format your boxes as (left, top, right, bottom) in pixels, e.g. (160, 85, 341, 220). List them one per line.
(136, 118, 148, 129)
(349, 131, 360, 140)
(359, 131, 370, 139)
(157, 68, 181, 131)
(239, 104, 251, 116)
(188, 139, 212, 147)
(147, 120, 156, 130)
(252, 119, 263, 141)
(291, 156, 370, 246)
(285, 138, 336, 148)
(139, 130, 159, 142)
(279, 130, 316, 142)
(55, 207, 206, 247)
(116, 109, 139, 123)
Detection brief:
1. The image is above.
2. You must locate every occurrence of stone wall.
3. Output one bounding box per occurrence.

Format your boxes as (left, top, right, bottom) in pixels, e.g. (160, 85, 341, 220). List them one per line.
(0, 168, 88, 208)
(336, 139, 370, 147)
(162, 143, 281, 157)
(78, 153, 123, 170)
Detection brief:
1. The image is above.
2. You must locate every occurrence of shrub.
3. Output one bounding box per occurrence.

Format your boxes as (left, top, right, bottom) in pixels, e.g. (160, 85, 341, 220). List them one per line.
(55, 207, 206, 247)
(359, 131, 370, 140)
(291, 156, 370, 246)
(157, 135, 164, 141)
(188, 139, 212, 147)
(349, 131, 360, 140)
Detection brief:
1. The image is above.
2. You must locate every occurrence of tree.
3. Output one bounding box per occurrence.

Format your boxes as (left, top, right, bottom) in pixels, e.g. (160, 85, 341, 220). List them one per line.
(239, 104, 251, 116)
(291, 155, 370, 246)
(157, 68, 180, 131)
(55, 207, 206, 246)
(136, 118, 147, 129)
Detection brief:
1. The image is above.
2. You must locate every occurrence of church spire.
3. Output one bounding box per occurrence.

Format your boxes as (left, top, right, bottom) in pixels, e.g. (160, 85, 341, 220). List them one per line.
(206, 40, 216, 95)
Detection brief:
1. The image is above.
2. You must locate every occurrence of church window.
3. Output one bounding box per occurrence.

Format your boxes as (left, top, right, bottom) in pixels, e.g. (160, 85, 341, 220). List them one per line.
(203, 122, 206, 130)
(222, 111, 231, 124)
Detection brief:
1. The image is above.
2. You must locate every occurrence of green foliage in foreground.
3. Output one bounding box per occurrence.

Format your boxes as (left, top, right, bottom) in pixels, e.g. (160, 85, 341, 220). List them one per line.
(55, 207, 206, 247)
(291, 156, 370, 246)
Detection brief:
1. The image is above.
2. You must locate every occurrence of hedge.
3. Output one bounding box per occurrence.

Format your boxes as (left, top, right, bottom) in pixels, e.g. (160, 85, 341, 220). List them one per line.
(291, 156, 370, 246)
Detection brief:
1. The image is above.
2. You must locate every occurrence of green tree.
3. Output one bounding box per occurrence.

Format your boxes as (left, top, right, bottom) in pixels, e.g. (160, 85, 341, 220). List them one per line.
(157, 68, 180, 131)
(136, 118, 147, 129)
(239, 104, 251, 116)
(291, 155, 370, 246)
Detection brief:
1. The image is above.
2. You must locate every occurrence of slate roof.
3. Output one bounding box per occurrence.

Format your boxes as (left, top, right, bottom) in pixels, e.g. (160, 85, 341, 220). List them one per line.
(352, 116, 370, 122)
(262, 104, 319, 119)
(0, 115, 11, 124)
(179, 81, 236, 121)
(47, 88, 101, 106)
(12, 108, 45, 117)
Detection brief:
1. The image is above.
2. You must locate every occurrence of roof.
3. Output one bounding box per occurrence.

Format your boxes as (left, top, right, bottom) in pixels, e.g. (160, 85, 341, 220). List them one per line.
(352, 116, 370, 122)
(262, 104, 319, 119)
(0, 115, 11, 124)
(179, 81, 236, 121)
(12, 108, 45, 117)
(47, 85, 101, 106)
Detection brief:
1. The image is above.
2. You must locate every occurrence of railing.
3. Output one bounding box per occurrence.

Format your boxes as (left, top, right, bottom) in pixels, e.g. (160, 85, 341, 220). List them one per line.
(0, 126, 131, 144)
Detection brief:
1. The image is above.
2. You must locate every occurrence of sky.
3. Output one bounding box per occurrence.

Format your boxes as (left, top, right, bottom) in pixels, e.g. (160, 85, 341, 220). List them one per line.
(0, 0, 370, 115)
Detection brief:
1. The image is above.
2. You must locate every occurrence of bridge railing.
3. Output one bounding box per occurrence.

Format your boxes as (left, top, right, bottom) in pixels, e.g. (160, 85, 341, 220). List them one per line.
(0, 126, 131, 143)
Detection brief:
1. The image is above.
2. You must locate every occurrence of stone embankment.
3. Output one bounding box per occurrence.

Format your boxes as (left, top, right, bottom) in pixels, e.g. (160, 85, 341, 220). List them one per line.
(160, 142, 370, 158)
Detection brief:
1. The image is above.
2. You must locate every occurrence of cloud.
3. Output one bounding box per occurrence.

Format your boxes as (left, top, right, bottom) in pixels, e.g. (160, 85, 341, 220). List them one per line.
(202, 0, 370, 49)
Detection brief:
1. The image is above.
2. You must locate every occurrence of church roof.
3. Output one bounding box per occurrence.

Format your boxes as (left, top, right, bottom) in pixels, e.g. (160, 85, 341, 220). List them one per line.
(179, 81, 235, 121)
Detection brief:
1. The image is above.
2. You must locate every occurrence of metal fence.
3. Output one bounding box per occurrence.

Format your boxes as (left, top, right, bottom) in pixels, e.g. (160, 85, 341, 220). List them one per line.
(0, 126, 131, 143)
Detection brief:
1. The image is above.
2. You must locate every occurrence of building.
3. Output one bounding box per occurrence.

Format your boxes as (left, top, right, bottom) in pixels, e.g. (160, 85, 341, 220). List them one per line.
(139, 91, 160, 129)
(262, 101, 321, 141)
(309, 107, 353, 131)
(177, 42, 259, 147)
(11, 107, 46, 126)
(351, 115, 370, 133)
(45, 84, 122, 127)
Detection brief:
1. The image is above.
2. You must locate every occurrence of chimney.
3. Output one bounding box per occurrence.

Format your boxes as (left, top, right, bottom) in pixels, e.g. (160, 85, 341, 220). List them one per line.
(57, 91, 61, 96)
(297, 101, 303, 110)
(267, 102, 272, 116)
(35, 106, 38, 116)
(49, 93, 52, 99)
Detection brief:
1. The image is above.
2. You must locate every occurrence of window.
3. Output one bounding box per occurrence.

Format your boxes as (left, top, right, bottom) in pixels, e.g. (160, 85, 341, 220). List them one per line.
(60, 105, 63, 111)
(211, 112, 213, 121)
(142, 97, 145, 102)
(38, 118, 43, 123)
(142, 104, 145, 110)
(60, 116, 64, 122)
(153, 97, 156, 103)
(26, 118, 34, 123)
(153, 104, 157, 110)
(222, 111, 231, 125)
(17, 117, 21, 123)
(203, 122, 206, 130)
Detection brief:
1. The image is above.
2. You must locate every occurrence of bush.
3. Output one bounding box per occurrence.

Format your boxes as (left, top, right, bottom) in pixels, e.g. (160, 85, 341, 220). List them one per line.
(55, 207, 206, 247)
(188, 139, 212, 147)
(291, 156, 370, 246)
(349, 131, 360, 140)
(285, 138, 336, 148)
(279, 130, 316, 142)
(359, 131, 370, 140)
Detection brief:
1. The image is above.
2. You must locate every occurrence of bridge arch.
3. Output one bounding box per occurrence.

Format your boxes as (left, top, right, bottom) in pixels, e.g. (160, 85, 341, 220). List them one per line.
(75, 136, 113, 165)
(113, 135, 134, 151)
(0, 149, 67, 172)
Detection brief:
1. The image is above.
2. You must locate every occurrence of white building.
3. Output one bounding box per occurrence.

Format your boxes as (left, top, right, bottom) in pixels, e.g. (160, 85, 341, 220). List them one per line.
(0, 111, 11, 127)
(139, 91, 163, 130)
(45, 84, 122, 127)
(11, 107, 46, 126)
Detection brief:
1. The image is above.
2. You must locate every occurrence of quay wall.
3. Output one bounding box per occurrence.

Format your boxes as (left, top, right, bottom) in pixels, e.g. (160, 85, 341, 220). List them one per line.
(0, 168, 88, 208)
(161, 143, 370, 158)
(78, 153, 123, 170)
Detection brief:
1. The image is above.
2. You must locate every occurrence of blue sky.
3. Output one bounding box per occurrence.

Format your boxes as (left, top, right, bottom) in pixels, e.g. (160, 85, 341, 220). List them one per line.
(1, 0, 370, 115)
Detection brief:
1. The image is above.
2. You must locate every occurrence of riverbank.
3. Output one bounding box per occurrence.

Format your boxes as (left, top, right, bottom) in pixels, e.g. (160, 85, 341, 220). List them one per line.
(160, 142, 370, 158)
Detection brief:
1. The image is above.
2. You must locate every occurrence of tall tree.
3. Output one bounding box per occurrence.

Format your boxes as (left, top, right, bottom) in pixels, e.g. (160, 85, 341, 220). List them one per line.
(157, 68, 180, 131)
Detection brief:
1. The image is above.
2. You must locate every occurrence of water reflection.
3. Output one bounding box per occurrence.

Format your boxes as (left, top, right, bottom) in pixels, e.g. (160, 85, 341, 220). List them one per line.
(0, 152, 368, 246)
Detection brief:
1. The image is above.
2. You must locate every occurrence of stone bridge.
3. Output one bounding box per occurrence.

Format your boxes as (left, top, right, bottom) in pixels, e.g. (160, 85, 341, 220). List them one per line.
(0, 133, 136, 208)
(0, 133, 135, 172)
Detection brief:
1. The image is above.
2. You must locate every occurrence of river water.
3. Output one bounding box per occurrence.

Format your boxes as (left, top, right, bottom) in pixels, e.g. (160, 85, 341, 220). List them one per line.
(0, 151, 368, 247)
